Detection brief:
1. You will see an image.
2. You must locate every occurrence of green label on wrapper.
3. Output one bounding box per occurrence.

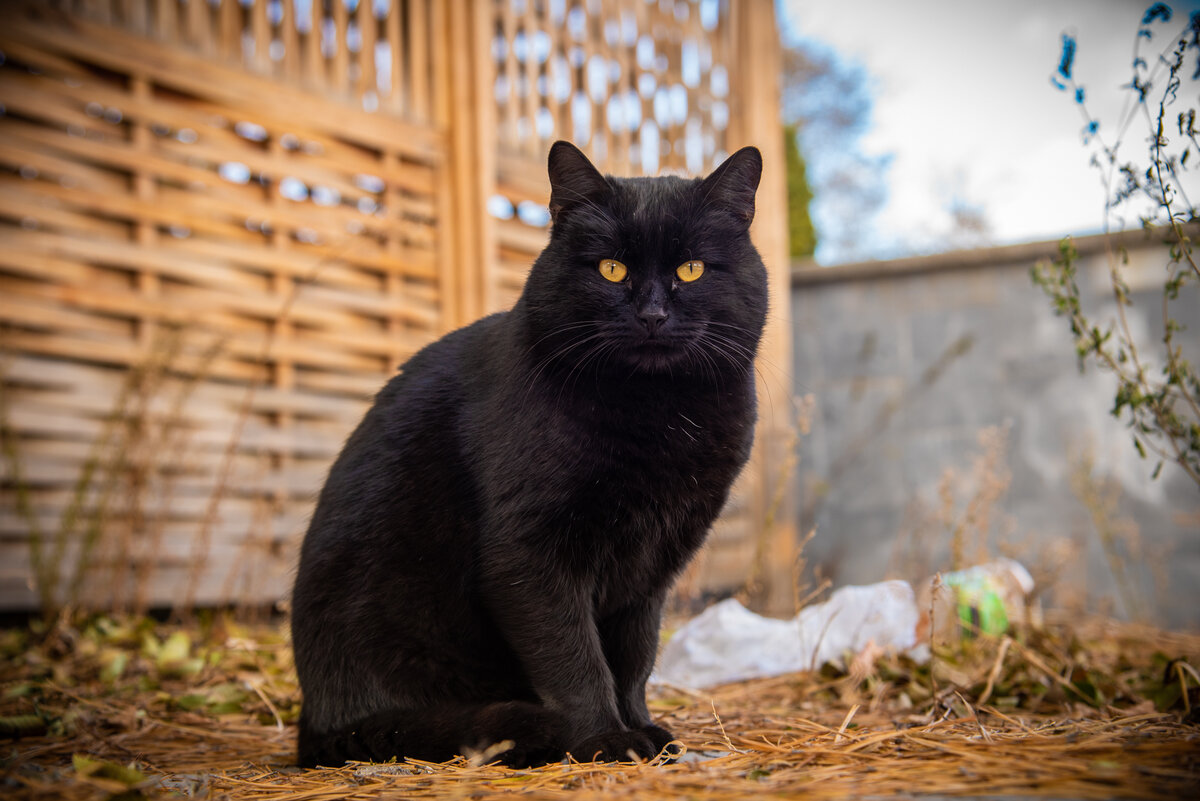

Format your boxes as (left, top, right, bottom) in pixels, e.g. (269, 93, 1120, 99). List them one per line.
(945, 574, 1009, 637)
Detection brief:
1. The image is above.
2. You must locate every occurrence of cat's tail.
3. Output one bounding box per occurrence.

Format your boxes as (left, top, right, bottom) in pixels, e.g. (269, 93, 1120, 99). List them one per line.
(297, 701, 569, 769)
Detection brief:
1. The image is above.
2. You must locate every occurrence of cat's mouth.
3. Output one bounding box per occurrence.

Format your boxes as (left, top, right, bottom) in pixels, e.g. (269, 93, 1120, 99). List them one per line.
(627, 335, 690, 372)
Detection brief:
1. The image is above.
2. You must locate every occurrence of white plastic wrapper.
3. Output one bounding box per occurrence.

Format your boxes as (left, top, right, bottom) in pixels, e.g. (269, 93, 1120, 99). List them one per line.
(653, 580, 921, 689)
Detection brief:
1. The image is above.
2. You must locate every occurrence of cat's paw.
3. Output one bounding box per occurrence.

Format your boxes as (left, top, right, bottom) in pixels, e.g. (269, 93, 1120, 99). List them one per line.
(640, 723, 681, 760)
(469, 701, 568, 768)
(569, 728, 658, 763)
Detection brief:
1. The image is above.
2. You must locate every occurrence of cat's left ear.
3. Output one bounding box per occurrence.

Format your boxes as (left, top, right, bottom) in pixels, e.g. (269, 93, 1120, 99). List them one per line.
(697, 146, 762, 225)
(547, 141, 611, 222)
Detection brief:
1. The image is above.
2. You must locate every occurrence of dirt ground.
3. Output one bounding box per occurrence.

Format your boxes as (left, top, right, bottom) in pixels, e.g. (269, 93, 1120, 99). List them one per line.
(1, 612, 1198, 800)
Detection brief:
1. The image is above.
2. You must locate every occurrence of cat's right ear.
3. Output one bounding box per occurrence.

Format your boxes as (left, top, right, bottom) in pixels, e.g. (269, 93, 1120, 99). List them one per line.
(547, 141, 611, 222)
(697, 146, 762, 226)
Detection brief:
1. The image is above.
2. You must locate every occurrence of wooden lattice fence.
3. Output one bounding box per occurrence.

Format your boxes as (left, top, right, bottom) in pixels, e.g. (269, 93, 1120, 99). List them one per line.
(0, 0, 793, 614)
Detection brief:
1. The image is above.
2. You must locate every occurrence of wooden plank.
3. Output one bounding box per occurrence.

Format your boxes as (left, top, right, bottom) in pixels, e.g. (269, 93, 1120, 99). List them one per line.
(610, 1, 634, 174)
(2, 323, 390, 375)
(216, 0, 240, 62)
(185, 0, 212, 53)
(330, 0, 349, 93)
(0, 182, 133, 238)
(356, 0, 377, 104)
(0, 486, 321, 522)
(0, 452, 301, 499)
(0, 331, 266, 382)
(499, 0, 519, 143)
(250, 0, 271, 73)
(294, 367, 387, 397)
(2, 401, 350, 460)
(0, 509, 313, 550)
(469, 0, 498, 317)
(0, 75, 124, 140)
(1, 204, 434, 299)
(130, 74, 161, 350)
(154, 0, 176, 41)
(279, 0, 300, 81)
(0, 38, 94, 81)
(0, 293, 132, 338)
(0, 7, 441, 156)
(427, 0, 457, 333)
(386, 0, 404, 112)
(302, 0, 325, 90)
(2, 355, 372, 418)
(125, 0, 148, 35)
(0, 176, 257, 246)
(555, 0, 575, 152)
(0, 268, 436, 351)
(494, 216, 548, 255)
(0, 66, 443, 197)
(0, 146, 129, 200)
(407, 0, 430, 120)
(0, 119, 435, 240)
(521, 0, 539, 157)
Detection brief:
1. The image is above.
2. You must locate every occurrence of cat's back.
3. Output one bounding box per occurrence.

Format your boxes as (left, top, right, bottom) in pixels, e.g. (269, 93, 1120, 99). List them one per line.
(297, 312, 514, 556)
(380, 310, 514, 407)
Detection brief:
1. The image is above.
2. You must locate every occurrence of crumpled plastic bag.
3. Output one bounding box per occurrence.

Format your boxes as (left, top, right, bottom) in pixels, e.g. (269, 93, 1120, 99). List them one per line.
(654, 580, 920, 689)
(655, 560, 1038, 689)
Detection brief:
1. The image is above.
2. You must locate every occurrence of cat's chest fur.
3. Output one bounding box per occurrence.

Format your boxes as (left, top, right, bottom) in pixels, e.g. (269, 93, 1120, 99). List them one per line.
(458, 322, 755, 612)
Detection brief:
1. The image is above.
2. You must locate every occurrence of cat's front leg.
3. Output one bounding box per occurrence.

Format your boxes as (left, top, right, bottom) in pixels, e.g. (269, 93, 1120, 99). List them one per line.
(479, 554, 661, 762)
(599, 592, 677, 757)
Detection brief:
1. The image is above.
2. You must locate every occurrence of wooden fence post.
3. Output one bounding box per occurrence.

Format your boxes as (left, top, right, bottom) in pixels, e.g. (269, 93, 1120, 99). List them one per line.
(437, 0, 497, 329)
(730, 0, 798, 615)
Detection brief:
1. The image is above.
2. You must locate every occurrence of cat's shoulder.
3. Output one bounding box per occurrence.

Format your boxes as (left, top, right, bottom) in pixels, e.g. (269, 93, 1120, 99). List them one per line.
(399, 312, 511, 372)
(372, 311, 515, 412)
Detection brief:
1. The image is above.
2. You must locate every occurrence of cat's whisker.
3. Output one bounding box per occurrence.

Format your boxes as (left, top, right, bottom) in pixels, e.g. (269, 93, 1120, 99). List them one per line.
(695, 330, 756, 371)
(559, 339, 619, 407)
(705, 320, 790, 386)
(523, 320, 608, 362)
(681, 340, 709, 385)
(687, 340, 724, 389)
(522, 324, 613, 394)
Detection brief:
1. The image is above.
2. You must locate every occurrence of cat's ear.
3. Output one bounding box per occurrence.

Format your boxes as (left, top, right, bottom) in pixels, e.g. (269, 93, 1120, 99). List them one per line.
(547, 141, 611, 221)
(697, 146, 762, 225)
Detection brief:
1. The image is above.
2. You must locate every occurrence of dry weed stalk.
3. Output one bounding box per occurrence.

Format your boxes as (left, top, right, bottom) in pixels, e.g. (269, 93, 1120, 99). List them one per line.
(1000, 533, 1085, 614)
(1, 324, 222, 618)
(741, 394, 813, 611)
(178, 233, 373, 616)
(946, 424, 1012, 570)
(891, 424, 1013, 581)
(1066, 444, 1152, 621)
(801, 334, 974, 545)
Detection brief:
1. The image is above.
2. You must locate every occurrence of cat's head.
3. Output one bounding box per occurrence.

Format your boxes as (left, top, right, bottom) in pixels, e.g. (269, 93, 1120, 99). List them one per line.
(520, 141, 768, 380)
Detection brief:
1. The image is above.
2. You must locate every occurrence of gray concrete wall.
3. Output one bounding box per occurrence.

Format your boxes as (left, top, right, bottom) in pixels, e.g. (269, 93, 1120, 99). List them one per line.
(789, 230, 1200, 630)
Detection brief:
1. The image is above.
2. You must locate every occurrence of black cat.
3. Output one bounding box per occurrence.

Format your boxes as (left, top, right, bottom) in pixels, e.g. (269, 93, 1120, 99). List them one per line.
(291, 141, 768, 768)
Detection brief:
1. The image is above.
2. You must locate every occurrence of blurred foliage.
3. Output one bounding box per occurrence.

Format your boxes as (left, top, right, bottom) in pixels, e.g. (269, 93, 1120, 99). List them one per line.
(780, 35, 890, 263)
(785, 124, 817, 260)
(1034, 4, 1200, 488)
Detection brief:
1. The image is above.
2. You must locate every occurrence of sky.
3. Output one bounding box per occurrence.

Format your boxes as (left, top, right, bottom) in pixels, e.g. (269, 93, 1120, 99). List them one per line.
(779, 0, 1200, 264)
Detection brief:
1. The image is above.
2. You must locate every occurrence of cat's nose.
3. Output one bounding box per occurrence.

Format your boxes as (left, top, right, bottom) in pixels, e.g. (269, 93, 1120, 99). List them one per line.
(638, 307, 669, 335)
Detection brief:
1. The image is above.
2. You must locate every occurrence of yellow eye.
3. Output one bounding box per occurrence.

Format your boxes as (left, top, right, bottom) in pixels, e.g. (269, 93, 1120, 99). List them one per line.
(599, 259, 627, 282)
(676, 260, 705, 282)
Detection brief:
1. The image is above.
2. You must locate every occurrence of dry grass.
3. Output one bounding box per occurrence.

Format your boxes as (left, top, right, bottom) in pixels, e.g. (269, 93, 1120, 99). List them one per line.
(1, 612, 1198, 800)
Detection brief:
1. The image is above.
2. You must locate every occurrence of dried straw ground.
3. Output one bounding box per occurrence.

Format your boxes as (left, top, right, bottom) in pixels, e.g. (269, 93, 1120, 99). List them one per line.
(2, 613, 1197, 800)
